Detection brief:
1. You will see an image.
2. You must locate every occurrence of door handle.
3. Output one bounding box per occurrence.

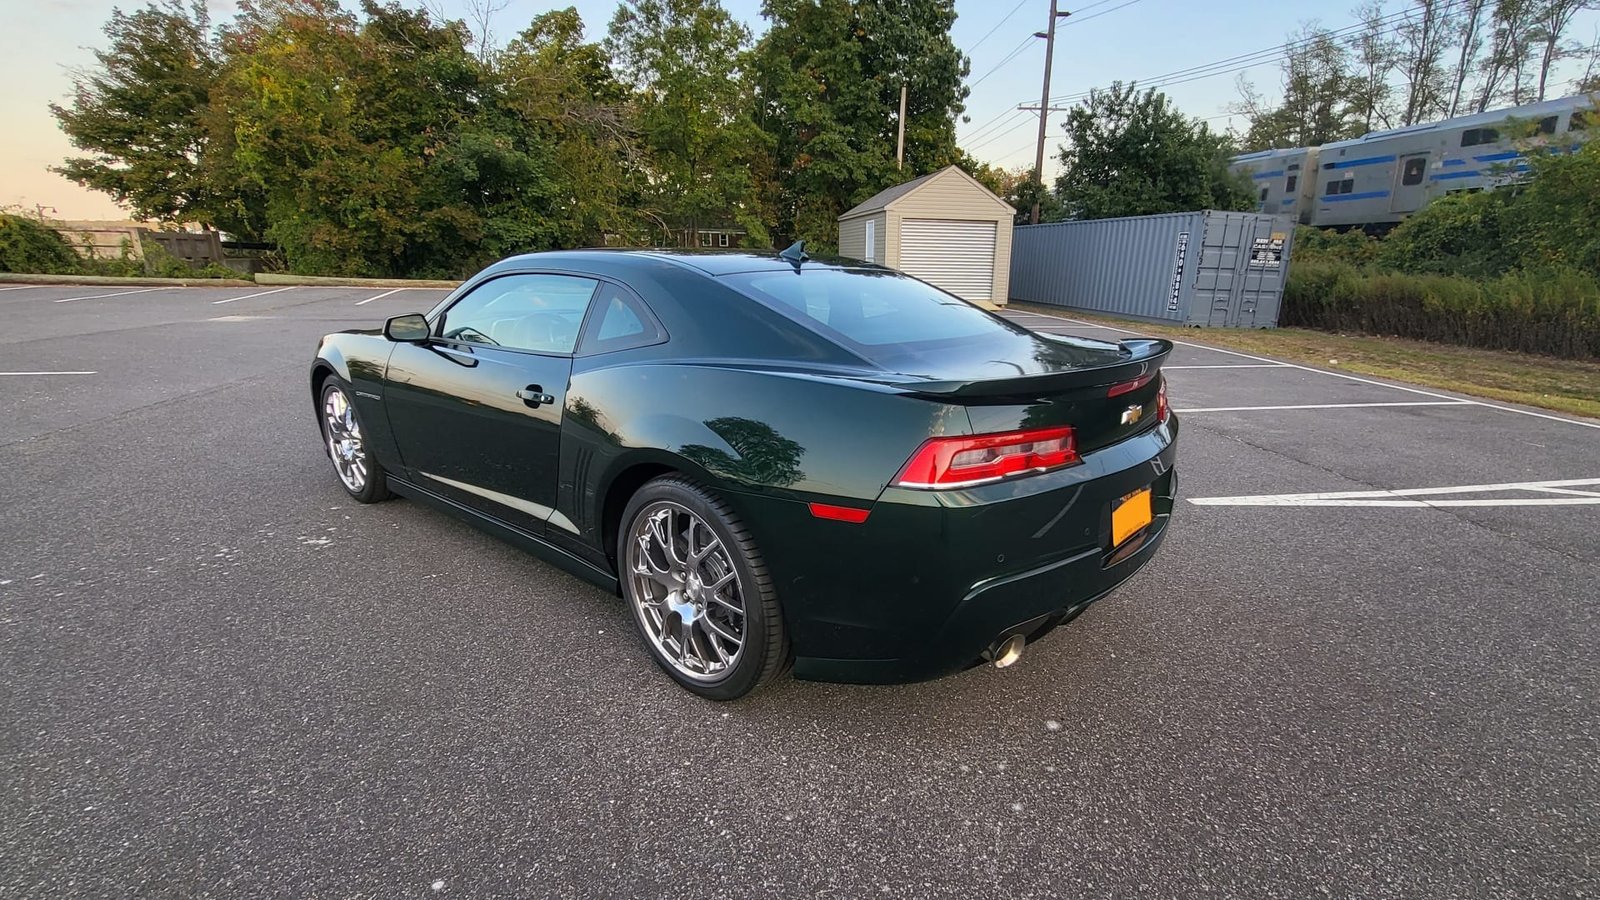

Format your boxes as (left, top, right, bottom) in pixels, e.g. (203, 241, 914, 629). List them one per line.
(517, 386, 556, 407)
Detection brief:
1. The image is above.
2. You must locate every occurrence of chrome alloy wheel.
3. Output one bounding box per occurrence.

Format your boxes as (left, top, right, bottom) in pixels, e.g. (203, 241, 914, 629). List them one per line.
(323, 386, 368, 492)
(625, 501, 747, 681)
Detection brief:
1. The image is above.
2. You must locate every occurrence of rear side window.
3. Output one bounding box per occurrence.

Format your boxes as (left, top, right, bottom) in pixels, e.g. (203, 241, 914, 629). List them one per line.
(724, 269, 1010, 348)
(1462, 127, 1500, 147)
(1285, 174, 1298, 193)
(576, 283, 666, 355)
(1537, 115, 1558, 135)
(1572, 110, 1593, 132)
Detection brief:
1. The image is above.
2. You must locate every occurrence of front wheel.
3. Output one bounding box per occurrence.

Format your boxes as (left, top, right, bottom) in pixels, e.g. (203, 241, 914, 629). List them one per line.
(619, 477, 789, 700)
(319, 379, 391, 503)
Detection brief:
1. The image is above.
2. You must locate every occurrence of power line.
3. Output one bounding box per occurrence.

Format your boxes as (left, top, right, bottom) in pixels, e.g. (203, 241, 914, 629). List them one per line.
(1059, 0, 1146, 28)
(964, 110, 1038, 151)
(966, 0, 1031, 55)
(968, 35, 1039, 89)
(963, 107, 1034, 145)
(962, 0, 1469, 163)
(1047, 0, 1470, 105)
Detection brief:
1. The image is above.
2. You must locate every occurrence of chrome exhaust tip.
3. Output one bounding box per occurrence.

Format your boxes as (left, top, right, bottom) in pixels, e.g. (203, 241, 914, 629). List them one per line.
(989, 634, 1026, 669)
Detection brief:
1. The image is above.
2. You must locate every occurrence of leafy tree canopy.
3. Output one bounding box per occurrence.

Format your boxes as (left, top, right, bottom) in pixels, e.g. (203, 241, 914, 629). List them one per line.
(1053, 83, 1256, 220)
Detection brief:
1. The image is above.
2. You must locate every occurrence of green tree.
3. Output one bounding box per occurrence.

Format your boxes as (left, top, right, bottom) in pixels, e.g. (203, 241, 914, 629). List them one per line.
(497, 10, 643, 246)
(1234, 25, 1362, 150)
(607, 0, 772, 246)
(50, 0, 219, 223)
(1053, 83, 1254, 221)
(752, 0, 969, 248)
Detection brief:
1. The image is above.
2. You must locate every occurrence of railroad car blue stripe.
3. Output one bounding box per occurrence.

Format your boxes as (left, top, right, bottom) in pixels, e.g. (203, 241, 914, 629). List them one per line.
(1324, 155, 1398, 169)
(1280, 198, 1296, 204)
(1473, 151, 1522, 162)
(1441, 158, 1467, 167)
(1431, 170, 1482, 180)
(1321, 190, 1391, 202)
(1251, 170, 1285, 179)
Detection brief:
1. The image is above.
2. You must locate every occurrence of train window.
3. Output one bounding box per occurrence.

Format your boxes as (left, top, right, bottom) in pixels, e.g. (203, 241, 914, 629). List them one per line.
(1287, 163, 1301, 172)
(1285, 175, 1298, 192)
(1572, 110, 1593, 132)
(1259, 187, 1269, 202)
(1324, 180, 1354, 196)
(1461, 127, 1500, 147)
(1401, 158, 1426, 186)
(1537, 116, 1558, 135)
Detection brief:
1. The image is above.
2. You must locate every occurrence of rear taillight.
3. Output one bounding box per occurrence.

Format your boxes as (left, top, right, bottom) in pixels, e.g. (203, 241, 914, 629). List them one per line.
(1157, 375, 1169, 423)
(893, 426, 1079, 490)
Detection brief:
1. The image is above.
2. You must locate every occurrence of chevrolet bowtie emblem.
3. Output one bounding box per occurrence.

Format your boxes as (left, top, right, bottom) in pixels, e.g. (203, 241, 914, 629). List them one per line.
(1121, 404, 1144, 426)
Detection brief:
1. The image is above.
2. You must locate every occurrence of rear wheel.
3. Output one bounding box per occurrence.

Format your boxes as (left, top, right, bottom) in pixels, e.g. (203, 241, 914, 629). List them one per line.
(620, 477, 788, 700)
(320, 379, 391, 503)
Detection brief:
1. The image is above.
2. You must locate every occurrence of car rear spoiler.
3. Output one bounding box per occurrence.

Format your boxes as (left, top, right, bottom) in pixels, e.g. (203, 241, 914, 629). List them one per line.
(889, 339, 1173, 399)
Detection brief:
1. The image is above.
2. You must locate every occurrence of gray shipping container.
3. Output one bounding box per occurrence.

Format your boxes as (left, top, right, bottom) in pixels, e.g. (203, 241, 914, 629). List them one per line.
(1008, 210, 1294, 327)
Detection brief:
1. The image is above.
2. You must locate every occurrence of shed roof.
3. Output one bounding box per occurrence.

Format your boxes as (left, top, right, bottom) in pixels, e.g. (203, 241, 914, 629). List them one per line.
(838, 165, 1013, 220)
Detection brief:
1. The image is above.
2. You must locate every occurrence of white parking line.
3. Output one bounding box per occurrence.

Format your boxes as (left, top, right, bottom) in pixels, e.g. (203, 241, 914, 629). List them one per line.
(356, 288, 405, 305)
(1029, 313, 1600, 432)
(1164, 364, 1290, 370)
(212, 286, 294, 305)
(1175, 401, 1472, 413)
(0, 370, 97, 376)
(1190, 477, 1600, 508)
(0, 285, 45, 292)
(53, 288, 162, 304)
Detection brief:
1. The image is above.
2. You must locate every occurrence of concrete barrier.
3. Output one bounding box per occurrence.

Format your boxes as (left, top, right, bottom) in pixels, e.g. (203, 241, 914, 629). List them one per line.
(0, 272, 256, 288)
(255, 273, 461, 289)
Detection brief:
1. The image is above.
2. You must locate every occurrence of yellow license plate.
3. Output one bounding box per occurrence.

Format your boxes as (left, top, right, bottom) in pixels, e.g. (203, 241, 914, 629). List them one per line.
(1111, 488, 1153, 547)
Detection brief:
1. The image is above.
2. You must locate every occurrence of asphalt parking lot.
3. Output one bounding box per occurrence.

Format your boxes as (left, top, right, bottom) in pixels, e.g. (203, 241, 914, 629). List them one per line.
(2, 282, 1597, 898)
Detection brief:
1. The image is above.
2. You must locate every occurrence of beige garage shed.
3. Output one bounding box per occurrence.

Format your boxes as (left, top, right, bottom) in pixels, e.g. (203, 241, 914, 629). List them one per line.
(836, 165, 1014, 304)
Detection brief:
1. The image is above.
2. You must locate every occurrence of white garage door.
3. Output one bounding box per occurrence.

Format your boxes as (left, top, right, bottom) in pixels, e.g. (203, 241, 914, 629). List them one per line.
(898, 219, 997, 301)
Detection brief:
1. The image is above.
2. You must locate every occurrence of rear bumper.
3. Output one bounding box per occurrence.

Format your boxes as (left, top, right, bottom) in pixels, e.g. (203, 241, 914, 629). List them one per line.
(792, 463, 1175, 684)
(730, 416, 1178, 685)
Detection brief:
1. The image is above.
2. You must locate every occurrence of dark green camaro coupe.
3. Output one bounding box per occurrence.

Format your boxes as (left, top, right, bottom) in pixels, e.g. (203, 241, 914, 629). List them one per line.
(310, 247, 1177, 699)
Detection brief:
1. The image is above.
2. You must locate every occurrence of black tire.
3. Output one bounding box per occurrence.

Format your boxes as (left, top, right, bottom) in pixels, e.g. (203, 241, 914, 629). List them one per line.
(318, 378, 392, 504)
(618, 476, 789, 700)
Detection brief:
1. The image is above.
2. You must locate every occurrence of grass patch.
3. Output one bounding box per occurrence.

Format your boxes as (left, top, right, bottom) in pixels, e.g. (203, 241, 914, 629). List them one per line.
(1008, 303, 1600, 420)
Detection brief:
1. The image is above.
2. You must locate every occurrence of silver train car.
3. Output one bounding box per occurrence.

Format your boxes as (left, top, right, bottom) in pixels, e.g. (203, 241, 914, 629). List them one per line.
(1231, 94, 1594, 229)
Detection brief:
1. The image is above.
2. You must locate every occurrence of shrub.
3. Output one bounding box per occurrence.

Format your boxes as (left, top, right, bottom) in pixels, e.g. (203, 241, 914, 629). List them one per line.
(0, 214, 82, 274)
(1379, 190, 1512, 277)
(1283, 259, 1600, 360)
(1292, 225, 1381, 267)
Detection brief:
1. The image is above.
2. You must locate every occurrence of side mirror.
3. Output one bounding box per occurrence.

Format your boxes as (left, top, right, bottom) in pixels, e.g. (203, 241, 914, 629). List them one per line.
(384, 313, 431, 343)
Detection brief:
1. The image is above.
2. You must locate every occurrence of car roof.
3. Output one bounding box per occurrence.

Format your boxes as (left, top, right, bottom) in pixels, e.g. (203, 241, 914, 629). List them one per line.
(480, 248, 891, 278)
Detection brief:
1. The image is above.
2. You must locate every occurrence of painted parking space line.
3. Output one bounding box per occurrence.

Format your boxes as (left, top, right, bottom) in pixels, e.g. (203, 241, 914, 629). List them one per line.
(1175, 401, 1472, 413)
(1190, 477, 1600, 508)
(0, 370, 97, 376)
(1029, 313, 1600, 432)
(53, 288, 162, 304)
(212, 286, 295, 305)
(0, 285, 47, 292)
(355, 288, 405, 305)
(1164, 364, 1291, 370)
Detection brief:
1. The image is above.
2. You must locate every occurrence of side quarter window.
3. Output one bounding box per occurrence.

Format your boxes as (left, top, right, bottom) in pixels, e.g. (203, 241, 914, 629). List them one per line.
(436, 273, 599, 355)
(576, 284, 667, 356)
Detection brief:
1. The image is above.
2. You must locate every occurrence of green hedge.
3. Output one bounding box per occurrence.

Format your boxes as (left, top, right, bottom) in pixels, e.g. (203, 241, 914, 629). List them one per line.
(0, 214, 82, 274)
(1283, 259, 1600, 360)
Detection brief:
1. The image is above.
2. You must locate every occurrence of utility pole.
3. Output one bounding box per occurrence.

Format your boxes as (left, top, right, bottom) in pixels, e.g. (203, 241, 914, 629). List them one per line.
(896, 83, 908, 170)
(1030, 2, 1071, 224)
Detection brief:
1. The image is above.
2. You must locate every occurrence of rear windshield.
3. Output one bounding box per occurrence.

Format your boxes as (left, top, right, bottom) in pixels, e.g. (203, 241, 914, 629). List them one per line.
(722, 268, 1014, 349)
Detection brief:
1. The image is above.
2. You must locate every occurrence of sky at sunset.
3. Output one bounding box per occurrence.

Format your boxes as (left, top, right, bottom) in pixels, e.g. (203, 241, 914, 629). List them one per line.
(3, 0, 1595, 220)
